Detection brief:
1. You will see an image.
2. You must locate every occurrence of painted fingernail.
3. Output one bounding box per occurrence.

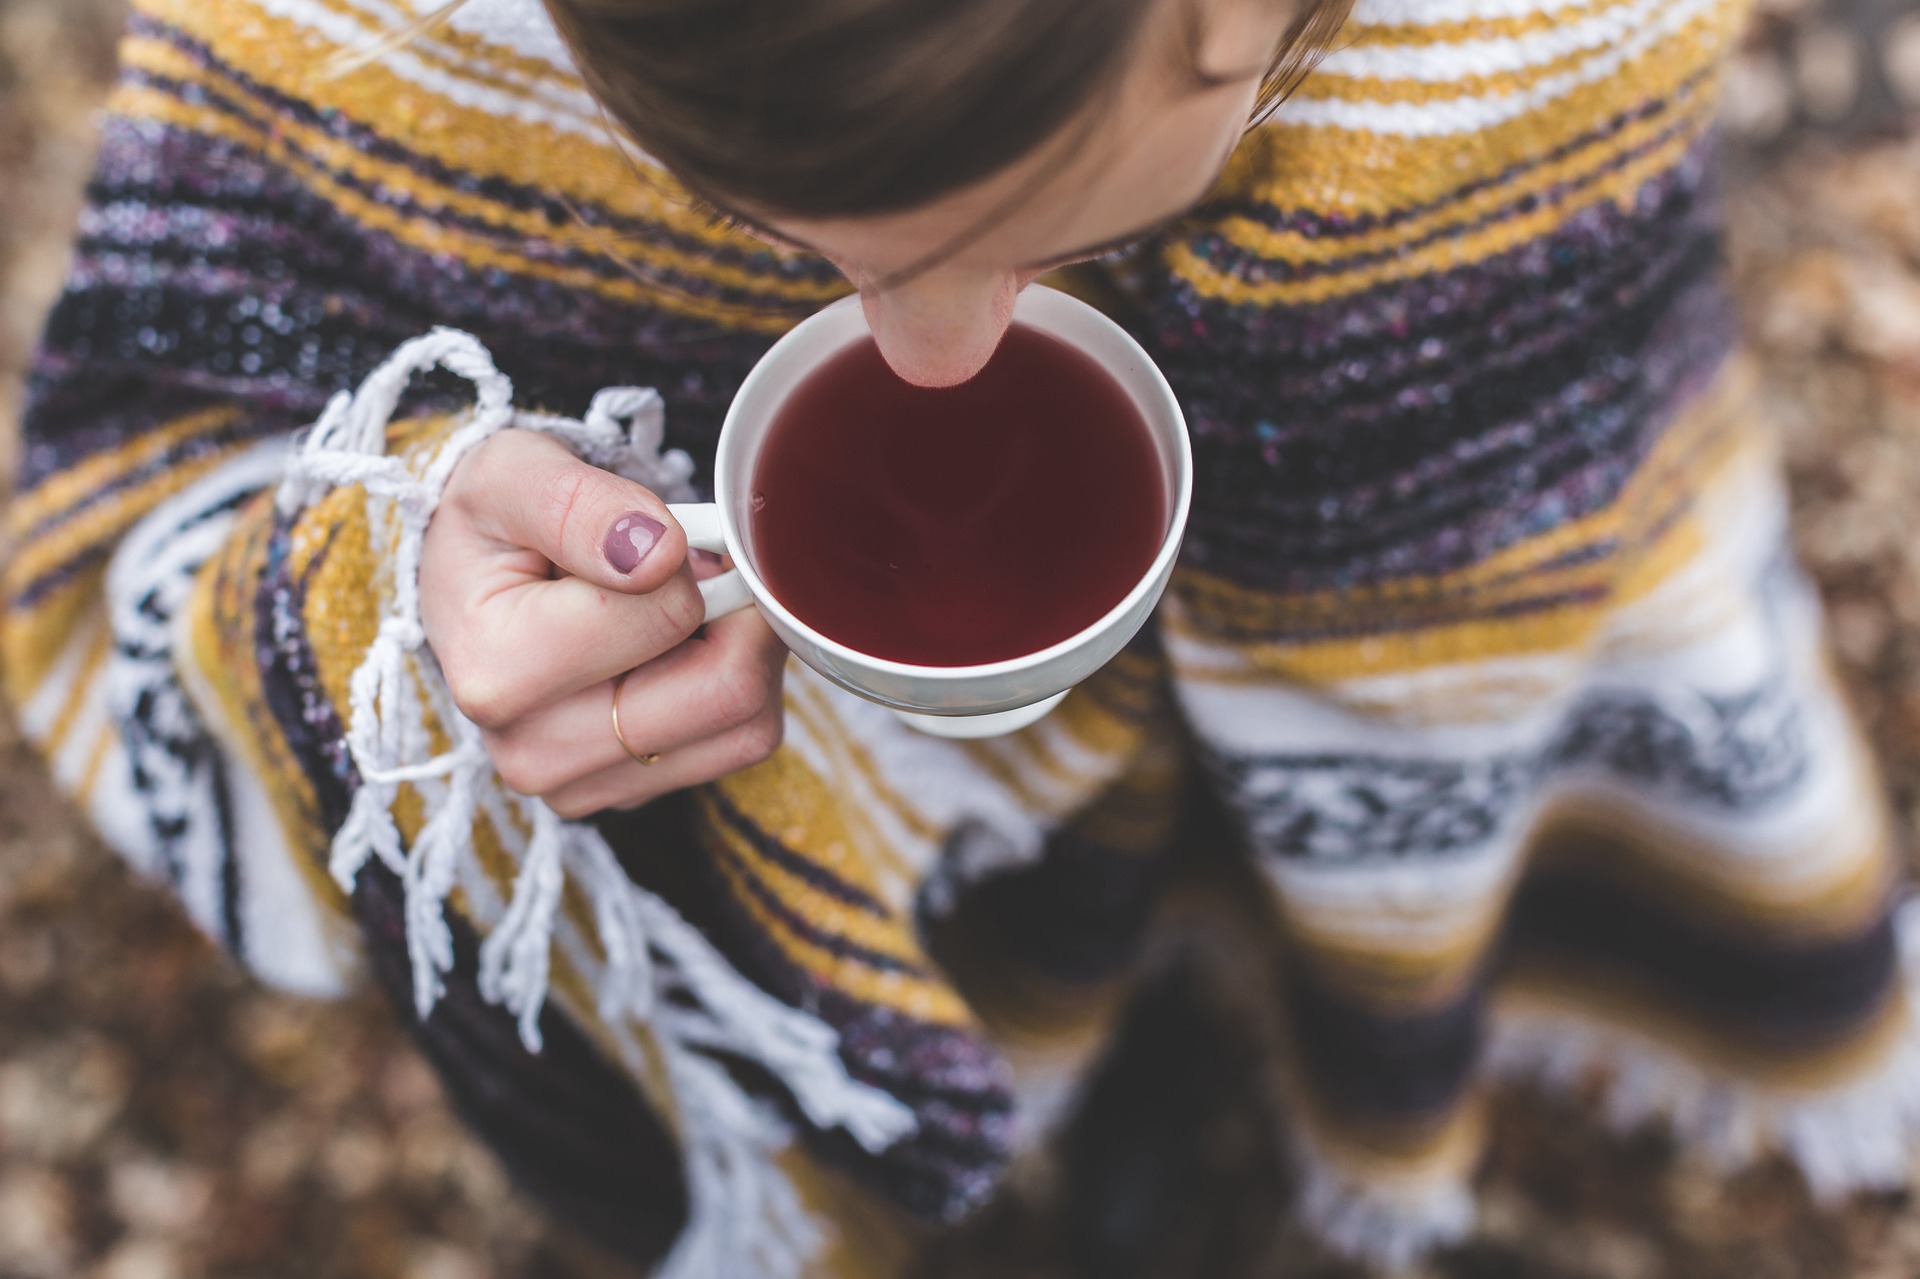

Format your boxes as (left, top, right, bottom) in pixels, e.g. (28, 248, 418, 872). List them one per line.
(688, 548, 725, 577)
(604, 511, 665, 574)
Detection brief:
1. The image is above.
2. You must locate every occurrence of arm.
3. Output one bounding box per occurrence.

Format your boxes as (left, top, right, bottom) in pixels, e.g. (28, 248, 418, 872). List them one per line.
(2, 5, 934, 1270)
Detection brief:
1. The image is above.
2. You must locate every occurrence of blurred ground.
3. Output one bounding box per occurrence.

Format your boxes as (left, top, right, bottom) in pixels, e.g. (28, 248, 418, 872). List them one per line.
(3, 1, 1920, 1277)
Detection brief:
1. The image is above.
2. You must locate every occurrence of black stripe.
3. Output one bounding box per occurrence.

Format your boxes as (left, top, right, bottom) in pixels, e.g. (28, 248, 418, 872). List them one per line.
(704, 788, 894, 915)
(705, 815, 931, 979)
(124, 14, 840, 286)
(1507, 861, 1902, 1046)
(114, 65, 835, 317)
(1199, 66, 1712, 242)
(1196, 90, 1709, 289)
(1285, 871, 1901, 1127)
(355, 859, 686, 1268)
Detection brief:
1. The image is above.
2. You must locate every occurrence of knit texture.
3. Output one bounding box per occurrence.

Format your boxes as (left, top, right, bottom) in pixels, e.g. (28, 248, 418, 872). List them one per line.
(7, 0, 1915, 1272)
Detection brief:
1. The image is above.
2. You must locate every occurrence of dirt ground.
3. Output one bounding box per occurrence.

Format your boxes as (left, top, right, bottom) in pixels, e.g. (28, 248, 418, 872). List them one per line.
(3, 2, 1920, 1277)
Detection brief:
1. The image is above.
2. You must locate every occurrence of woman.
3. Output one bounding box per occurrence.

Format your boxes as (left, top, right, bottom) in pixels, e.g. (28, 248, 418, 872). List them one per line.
(8, 0, 1913, 1272)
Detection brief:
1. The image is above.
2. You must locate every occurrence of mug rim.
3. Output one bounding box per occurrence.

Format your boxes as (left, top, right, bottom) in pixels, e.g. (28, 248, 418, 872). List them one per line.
(712, 285, 1193, 686)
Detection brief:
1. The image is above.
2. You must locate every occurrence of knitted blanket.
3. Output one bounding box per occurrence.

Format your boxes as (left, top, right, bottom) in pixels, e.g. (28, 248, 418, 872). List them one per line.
(7, 0, 1915, 1273)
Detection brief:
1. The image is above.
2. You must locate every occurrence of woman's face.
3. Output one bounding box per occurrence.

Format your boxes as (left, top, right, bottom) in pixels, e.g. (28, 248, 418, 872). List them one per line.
(736, 0, 1298, 386)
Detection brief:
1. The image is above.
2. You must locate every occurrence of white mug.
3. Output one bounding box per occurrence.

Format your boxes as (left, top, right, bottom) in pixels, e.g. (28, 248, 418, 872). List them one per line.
(668, 284, 1192, 739)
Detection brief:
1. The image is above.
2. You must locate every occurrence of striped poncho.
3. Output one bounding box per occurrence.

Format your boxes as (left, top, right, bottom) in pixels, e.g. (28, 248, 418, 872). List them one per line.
(8, 0, 1915, 1273)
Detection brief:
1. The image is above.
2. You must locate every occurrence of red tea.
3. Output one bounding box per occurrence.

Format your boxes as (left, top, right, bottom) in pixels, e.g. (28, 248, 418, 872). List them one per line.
(748, 323, 1167, 667)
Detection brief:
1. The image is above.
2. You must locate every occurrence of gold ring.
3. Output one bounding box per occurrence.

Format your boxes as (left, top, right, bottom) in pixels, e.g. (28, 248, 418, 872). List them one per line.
(610, 671, 659, 766)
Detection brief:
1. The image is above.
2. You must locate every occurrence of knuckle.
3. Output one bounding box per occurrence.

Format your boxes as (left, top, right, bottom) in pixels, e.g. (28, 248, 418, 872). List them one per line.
(486, 735, 554, 797)
(553, 779, 654, 819)
(453, 430, 531, 514)
(547, 791, 599, 820)
(493, 758, 540, 797)
(444, 656, 520, 732)
(729, 709, 784, 770)
(653, 577, 706, 644)
(708, 658, 773, 731)
(534, 460, 594, 554)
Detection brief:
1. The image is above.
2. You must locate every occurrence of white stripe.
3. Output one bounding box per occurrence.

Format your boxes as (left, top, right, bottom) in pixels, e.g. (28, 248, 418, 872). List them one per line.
(173, 604, 356, 996)
(1351, 0, 1605, 26)
(778, 682, 944, 908)
(242, 0, 614, 144)
(1263, 831, 1523, 940)
(440, 0, 579, 73)
(785, 666, 1053, 888)
(48, 677, 109, 791)
(1169, 632, 1590, 727)
(101, 445, 294, 958)
(1321, 0, 1670, 83)
(1171, 648, 1575, 756)
(16, 618, 104, 742)
(339, 0, 579, 72)
(81, 735, 155, 879)
(1488, 942, 1920, 1204)
(1272, 0, 1721, 136)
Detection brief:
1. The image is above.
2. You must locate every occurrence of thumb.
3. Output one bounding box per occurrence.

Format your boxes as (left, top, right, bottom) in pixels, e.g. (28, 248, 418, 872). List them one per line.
(453, 428, 690, 593)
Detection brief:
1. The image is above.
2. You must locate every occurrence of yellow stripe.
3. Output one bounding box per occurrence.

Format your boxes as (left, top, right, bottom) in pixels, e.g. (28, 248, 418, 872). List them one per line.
(1045, 660, 1166, 759)
(76, 725, 116, 806)
(1289, 1074, 1486, 1172)
(953, 724, 1055, 814)
(785, 677, 941, 847)
(133, 0, 789, 257)
(779, 1149, 920, 1279)
(7, 406, 242, 538)
(962, 676, 1160, 813)
(1271, 773, 1894, 1016)
(38, 622, 112, 757)
(298, 487, 387, 724)
(107, 81, 828, 335)
(1305, 38, 1638, 106)
(1169, 514, 1705, 683)
(1210, 0, 1742, 221)
(712, 748, 909, 910)
(1063, 740, 1185, 856)
(704, 823, 973, 1026)
(707, 812, 931, 970)
(300, 0, 587, 101)
(954, 655, 1168, 822)
(194, 493, 348, 915)
(1166, 358, 1754, 650)
(963, 715, 1096, 811)
(1339, 0, 1641, 47)
(121, 38, 847, 308)
(2, 571, 103, 702)
(1174, 114, 1704, 308)
(1210, 82, 1708, 269)
(1496, 961, 1910, 1092)
(1531, 792, 1898, 940)
(1284, 927, 1497, 1010)
(3, 446, 240, 600)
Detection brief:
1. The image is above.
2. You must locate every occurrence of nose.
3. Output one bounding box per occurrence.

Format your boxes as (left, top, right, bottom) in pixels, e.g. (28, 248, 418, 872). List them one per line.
(859, 267, 1022, 388)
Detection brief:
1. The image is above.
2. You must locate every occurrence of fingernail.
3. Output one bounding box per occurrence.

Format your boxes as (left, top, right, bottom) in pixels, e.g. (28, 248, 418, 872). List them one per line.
(688, 548, 725, 574)
(604, 511, 665, 574)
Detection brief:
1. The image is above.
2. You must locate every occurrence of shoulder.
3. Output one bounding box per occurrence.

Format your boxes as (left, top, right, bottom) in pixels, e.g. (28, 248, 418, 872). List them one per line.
(117, 0, 747, 237)
(1214, 0, 1754, 210)
(120, 0, 646, 201)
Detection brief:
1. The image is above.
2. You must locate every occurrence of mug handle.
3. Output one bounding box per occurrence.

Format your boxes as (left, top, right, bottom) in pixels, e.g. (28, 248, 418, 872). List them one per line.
(667, 503, 755, 621)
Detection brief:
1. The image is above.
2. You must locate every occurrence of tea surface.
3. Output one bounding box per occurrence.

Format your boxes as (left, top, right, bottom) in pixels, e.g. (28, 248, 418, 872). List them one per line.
(749, 324, 1167, 666)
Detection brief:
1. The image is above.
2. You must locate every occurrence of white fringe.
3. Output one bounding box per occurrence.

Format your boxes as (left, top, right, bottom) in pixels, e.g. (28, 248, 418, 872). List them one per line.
(282, 328, 914, 1279)
(1487, 896, 1920, 1202)
(1289, 1135, 1476, 1273)
(1288, 897, 1920, 1271)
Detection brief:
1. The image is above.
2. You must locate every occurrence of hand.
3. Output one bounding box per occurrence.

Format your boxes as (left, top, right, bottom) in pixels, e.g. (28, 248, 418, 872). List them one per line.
(419, 429, 787, 817)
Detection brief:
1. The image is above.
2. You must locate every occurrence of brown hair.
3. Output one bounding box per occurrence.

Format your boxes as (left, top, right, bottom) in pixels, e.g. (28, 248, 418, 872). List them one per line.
(541, 0, 1352, 219)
